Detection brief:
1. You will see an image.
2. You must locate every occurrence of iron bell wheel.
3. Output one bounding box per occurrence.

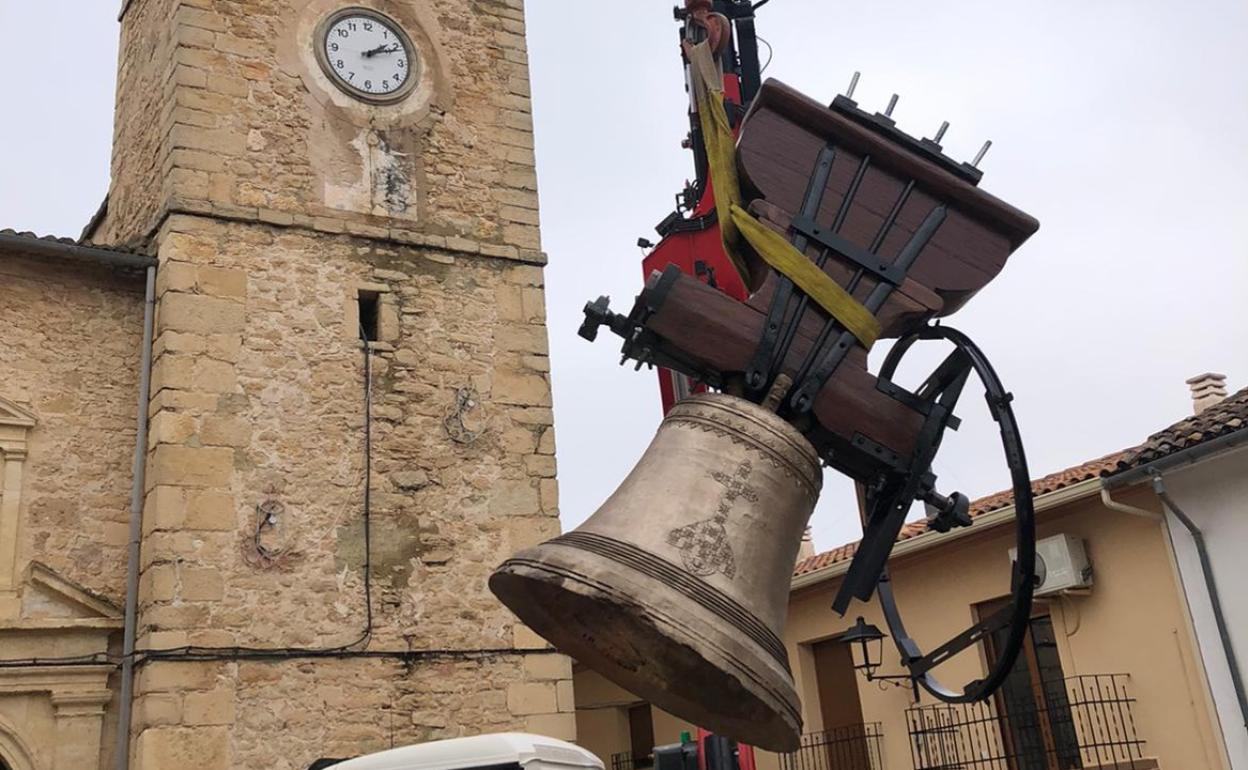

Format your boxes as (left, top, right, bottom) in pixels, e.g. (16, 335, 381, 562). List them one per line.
(867, 324, 1037, 704)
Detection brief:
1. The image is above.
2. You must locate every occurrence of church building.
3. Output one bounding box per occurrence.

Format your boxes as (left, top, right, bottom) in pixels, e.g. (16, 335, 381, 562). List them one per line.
(0, 1, 570, 769)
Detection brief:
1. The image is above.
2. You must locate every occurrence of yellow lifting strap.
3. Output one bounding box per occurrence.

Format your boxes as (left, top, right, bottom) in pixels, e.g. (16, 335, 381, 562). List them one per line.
(687, 40, 750, 282)
(730, 204, 882, 348)
(685, 41, 880, 350)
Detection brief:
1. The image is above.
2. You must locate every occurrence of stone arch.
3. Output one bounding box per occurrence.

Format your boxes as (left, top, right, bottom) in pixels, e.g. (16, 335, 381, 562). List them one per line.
(0, 716, 39, 770)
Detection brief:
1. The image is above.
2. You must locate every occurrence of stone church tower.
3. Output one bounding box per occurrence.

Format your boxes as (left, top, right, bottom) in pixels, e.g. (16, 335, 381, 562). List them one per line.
(0, 1, 569, 768)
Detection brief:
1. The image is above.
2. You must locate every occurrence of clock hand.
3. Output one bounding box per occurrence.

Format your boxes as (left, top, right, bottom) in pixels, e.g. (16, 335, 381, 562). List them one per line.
(364, 44, 402, 57)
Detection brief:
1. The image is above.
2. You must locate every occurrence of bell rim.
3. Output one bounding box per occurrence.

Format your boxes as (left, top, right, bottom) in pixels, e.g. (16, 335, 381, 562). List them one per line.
(491, 553, 803, 752)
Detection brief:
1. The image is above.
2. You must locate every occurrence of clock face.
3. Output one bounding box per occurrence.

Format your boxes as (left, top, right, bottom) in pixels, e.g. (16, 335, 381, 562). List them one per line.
(317, 9, 417, 103)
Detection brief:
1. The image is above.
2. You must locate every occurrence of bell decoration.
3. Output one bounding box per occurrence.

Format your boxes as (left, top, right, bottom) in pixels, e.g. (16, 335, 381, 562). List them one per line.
(489, 393, 822, 751)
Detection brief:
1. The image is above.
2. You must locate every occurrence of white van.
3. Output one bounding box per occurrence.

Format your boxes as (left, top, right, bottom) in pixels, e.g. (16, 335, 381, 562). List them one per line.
(330, 733, 605, 770)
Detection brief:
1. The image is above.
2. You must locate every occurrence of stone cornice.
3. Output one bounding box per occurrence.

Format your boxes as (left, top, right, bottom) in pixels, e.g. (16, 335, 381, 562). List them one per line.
(0, 665, 116, 693)
(27, 562, 124, 621)
(153, 202, 550, 266)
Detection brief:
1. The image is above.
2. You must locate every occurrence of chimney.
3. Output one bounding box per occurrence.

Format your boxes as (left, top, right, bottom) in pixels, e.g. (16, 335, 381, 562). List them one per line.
(797, 527, 816, 562)
(1186, 372, 1228, 415)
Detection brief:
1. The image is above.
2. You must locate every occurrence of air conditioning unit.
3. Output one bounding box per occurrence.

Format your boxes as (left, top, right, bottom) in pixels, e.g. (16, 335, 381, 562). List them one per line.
(1009, 534, 1092, 596)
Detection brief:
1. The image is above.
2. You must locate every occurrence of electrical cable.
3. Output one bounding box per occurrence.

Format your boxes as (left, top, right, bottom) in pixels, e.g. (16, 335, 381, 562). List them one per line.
(140, 327, 377, 661)
(0, 653, 116, 669)
(0, 331, 379, 669)
(757, 35, 773, 73)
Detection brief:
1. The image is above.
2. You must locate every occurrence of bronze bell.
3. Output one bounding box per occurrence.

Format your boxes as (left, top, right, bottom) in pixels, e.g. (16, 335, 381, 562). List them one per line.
(490, 392, 822, 751)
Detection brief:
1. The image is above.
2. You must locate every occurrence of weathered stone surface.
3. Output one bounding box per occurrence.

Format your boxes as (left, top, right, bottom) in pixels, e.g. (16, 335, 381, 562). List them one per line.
(135, 726, 229, 770)
(507, 681, 559, 715)
(0, 257, 143, 600)
(0, 1, 578, 767)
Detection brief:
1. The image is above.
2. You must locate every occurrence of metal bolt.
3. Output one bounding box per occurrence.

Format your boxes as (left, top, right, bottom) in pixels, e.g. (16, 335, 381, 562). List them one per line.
(884, 94, 899, 118)
(933, 121, 949, 144)
(971, 140, 992, 168)
(846, 71, 861, 99)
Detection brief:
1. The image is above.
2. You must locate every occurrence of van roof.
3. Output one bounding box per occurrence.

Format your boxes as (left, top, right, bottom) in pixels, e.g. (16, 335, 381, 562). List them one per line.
(334, 733, 605, 770)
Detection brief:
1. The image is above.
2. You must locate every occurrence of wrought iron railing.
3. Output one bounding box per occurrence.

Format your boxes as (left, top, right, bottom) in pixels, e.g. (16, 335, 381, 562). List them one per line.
(611, 751, 653, 770)
(778, 723, 885, 770)
(905, 674, 1149, 769)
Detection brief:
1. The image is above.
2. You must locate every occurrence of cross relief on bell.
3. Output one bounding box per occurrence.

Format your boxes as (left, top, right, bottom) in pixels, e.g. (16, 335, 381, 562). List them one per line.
(665, 459, 759, 579)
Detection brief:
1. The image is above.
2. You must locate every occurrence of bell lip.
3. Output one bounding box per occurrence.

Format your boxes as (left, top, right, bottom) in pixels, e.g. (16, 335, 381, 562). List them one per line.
(669, 392, 823, 494)
(490, 556, 803, 753)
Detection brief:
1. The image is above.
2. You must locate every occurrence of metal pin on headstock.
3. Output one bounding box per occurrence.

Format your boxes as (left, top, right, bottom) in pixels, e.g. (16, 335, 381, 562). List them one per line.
(884, 94, 899, 118)
(933, 121, 950, 145)
(971, 140, 992, 168)
(846, 71, 860, 99)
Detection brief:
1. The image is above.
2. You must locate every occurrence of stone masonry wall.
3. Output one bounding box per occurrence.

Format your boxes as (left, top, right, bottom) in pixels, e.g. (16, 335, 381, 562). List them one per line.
(98, 0, 570, 765)
(0, 254, 145, 602)
(134, 654, 576, 770)
(129, 212, 571, 768)
(100, 0, 541, 259)
(102, 0, 180, 246)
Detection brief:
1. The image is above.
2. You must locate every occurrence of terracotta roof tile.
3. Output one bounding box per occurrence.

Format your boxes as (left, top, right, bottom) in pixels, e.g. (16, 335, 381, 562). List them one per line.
(792, 450, 1129, 578)
(0, 228, 146, 255)
(1106, 386, 1248, 473)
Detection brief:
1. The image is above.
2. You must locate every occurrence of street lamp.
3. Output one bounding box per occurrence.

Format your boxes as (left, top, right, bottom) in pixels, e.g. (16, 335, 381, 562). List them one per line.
(837, 617, 915, 691)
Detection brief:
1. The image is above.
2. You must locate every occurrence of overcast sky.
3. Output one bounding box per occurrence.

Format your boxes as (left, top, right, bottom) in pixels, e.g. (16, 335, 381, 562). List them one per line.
(1, 1, 1245, 556)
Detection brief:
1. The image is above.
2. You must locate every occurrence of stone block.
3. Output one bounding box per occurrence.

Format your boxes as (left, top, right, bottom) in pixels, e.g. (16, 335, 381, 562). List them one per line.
(148, 390, 220, 417)
(523, 654, 573, 681)
(503, 224, 541, 250)
(146, 630, 190, 649)
(184, 491, 237, 532)
(522, 355, 550, 373)
(521, 287, 546, 322)
(555, 679, 576, 713)
(495, 285, 525, 323)
(154, 331, 208, 357)
(135, 726, 229, 770)
(524, 454, 556, 478)
(151, 354, 197, 393)
(141, 564, 177, 603)
(200, 415, 250, 446)
(180, 567, 225, 601)
(149, 411, 198, 447)
(144, 486, 188, 533)
(159, 293, 246, 334)
(523, 712, 577, 741)
(513, 624, 551, 650)
(391, 470, 430, 490)
(148, 445, 234, 488)
(510, 407, 555, 427)
(499, 425, 538, 455)
(537, 428, 556, 455)
(136, 661, 222, 694)
(506, 681, 557, 715)
(539, 479, 559, 513)
(156, 261, 199, 295)
(506, 516, 558, 550)
(502, 205, 540, 226)
(195, 265, 247, 298)
(143, 602, 211, 629)
(496, 324, 549, 355)
(489, 479, 540, 517)
(176, 7, 228, 32)
(493, 370, 551, 407)
(205, 334, 242, 362)
(170, 125, 246, 156)
(184, 688, 236, 725)
(194, 357, 238, 394)
(135, 693, 183, 728)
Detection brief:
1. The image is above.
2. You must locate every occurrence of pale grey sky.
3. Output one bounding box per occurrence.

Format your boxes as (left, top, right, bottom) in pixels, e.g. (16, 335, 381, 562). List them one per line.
(1, 1, 1245, 555)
